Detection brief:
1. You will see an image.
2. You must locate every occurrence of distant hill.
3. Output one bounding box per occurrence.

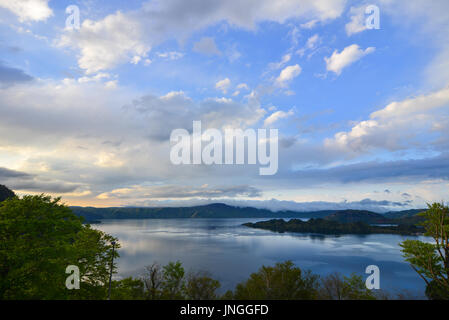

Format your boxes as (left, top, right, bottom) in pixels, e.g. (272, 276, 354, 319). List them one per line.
(70, 203, 427, 222)
(324, 210, 390, 224)
(384, 209, 426, 219)
(70, 203, 311, 221)
(0, 185, 15, 202)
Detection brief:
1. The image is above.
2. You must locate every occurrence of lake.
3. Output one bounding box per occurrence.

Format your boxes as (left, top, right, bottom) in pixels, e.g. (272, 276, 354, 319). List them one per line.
(94, 218, 430, 298)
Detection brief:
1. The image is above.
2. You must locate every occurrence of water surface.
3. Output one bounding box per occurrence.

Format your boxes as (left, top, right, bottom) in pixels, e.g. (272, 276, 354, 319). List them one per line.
(94, 218, 429, 298)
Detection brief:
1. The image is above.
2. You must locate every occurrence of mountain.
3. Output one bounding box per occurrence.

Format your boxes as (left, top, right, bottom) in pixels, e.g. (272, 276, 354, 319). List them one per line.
(70, 203, 314, 221)
(384, 209, 426, 219)
(324, 210, 390, 224)
(70, 203, 426, 222)
(0, 185, 15, 202)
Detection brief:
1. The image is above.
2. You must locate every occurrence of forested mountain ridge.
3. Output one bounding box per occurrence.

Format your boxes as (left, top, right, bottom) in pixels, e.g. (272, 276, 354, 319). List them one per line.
(324, 210, 390, 224)
(70, 202, 426, 223)
(0, 185, 15, 202)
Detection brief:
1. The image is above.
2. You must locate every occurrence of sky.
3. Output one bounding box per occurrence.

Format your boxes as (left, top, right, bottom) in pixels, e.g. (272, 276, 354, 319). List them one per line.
(0, 0, 448, 212)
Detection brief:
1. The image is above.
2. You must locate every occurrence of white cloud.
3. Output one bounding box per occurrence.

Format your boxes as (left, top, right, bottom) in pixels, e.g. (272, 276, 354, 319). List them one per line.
(215, 78, 231, 94)
(0, 78, 269, 203)
(325, 85, 449, 153)
(55, 0, 346, 73)
(193, 37, 221, 56)
(141, 0, 346, 31)
(325, 44, 375, 75)
(131, 56, 142, 65)
(345, 6, 367, 36)
(372, 86, 449, 119)
(264, 109, 294, 126)
(157, 51, 184, 60)
(297, 34, 321, 57)
(268, 54, 291, 70)
(77, 73, 111, 84)
(275, 64, 302, 87)
(232, 83, 250, 96)
(0, 0, 52, 22)
(56, 11, 150, 74)
(300, 19, 319, 29)
(237, 83, 249, 90)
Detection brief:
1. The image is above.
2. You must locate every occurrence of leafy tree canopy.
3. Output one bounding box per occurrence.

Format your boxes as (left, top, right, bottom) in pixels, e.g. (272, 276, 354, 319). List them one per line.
(400, 202, 449, 300)
(0, 195, 118, 299)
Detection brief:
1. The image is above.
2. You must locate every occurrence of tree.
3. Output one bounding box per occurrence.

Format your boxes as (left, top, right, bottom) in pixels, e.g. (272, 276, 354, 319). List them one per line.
(233, 261, 319, 300)
(400, 202, 449, 300)
(110, 277, 145, 300)
(161, 261, 185, 299)
(0, 195, 119, 299)
(425, 280, 449, 300)
(318, 273, 377, 300)
(142, 263, 164, 300)
(185, 271, 221, 300)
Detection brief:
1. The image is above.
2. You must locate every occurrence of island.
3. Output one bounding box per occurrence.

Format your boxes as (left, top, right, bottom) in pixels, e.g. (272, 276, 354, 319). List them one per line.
(243, 218, 423, 235)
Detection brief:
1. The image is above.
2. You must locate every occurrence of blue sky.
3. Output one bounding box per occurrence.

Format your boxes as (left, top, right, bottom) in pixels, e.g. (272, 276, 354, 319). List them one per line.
(0, 0, 448, 212)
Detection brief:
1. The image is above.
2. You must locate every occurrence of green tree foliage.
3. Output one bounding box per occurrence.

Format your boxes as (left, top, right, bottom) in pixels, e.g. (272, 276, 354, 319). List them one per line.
(161, 261, 185, 299)
(232, 261, 319, 300)
(140, 261, 221, 300)
(110, 277, 145, 300)
(0, 195, 119, 299)
(185, 271, 221, 300)
(400, 202, 449, 300)
(318, 272, 376, 300)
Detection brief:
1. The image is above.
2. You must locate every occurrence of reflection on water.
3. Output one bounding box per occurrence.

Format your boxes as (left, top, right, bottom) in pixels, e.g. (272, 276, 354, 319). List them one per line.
(94, 218, 429, 298)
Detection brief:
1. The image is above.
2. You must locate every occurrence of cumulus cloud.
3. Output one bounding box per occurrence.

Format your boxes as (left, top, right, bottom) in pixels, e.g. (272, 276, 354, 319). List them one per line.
(0, 0, 53, 22)
(325, 44, 375, 75)
(130, 90, 266, 140)
(193, 37, 221, 56)
(345, 6, 368, 36)
(56, 11, 150, 74)
(326, 85, 449, 153)
(275, 64, 302, 87)
(56, 0, 346, 73)
(215, 78, 231, 94)
(0, 77, 271, 204)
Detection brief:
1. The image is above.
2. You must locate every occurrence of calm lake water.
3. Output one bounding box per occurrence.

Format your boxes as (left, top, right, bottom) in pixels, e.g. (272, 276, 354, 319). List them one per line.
(94, 218, 430, 298)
